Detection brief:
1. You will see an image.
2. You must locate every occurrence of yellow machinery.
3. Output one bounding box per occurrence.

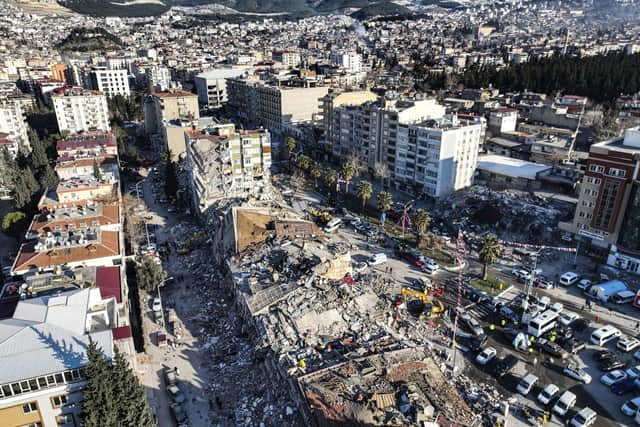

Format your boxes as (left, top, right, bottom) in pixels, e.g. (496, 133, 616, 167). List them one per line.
(401, 288, 445, 318)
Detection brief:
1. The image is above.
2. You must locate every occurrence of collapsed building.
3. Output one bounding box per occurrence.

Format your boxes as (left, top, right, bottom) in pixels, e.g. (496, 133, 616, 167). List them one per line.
(210, 200, 480, 426)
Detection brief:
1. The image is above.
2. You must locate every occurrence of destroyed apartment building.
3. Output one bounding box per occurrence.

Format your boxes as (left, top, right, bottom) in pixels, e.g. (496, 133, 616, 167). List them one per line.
(218, 204, 478, 426)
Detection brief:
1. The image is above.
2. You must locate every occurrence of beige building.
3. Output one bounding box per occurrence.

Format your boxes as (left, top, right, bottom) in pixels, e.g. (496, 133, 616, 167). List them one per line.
(320, 90, 378, 142)
(52, 88, 110, 134)
(185, 128, 272, 213)
(144, 90, 199, 152)
(226, 77, 329, 131)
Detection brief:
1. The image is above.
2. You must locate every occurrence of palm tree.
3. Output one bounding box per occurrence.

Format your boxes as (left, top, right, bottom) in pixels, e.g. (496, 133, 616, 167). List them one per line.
(324, 169, 337, 191)
(297, 155, 310, 171)
(413, 209, 431, 247)
(376, 191, 393, 214)
(373, 162, 390, 188)
(341, 161, 356, 193)
(479, 235, 502, 280)
(310, 162, 322, 188)
(286, 136, 296, 155)
(356, 181, 373, 212)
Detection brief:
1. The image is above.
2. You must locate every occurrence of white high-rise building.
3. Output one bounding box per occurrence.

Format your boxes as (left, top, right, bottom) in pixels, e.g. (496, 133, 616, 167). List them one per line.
(148, 65, 172, 92)
(88, 68, 131, 97)
(396, 115, 485, 197)
(52, 88, 110, 134)
(195, 68, 247, 108)
(0, 98, 30, 155)
(330, 51, 363, 73)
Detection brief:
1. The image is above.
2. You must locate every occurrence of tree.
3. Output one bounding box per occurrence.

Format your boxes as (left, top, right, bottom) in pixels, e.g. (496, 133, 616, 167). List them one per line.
(2, 211, 26, 235)
(376, 191, 393, 214)
(324, 169, 337, 191)
(0, 147, 18, 189)
(341, 161, 356, 193)
(164, 153, 178, 201)
(136, 257, 165, 292)
(82, 340, 155, 427)
(38, 164, 59, 189)
(479, 235, 502, 280)
(297, 155, 310, 171)
(29, 128, 48, 169)
(310, 162, 322, 187)
(373, 162, 390, 187)
(13, 166, 39, 209)
(285, 136, 296, 168)
(112, 349, 155, 426)
(82, 339, 118, 427)
(413, 209, 431, 247)
(356, 180, 373, 212)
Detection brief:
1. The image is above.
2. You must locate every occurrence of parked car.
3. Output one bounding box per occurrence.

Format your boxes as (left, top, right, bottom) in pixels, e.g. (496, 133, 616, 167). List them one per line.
(152, 298, 162, 312)
(612, 378, 638, 395)
(516, 373, 539, 395)
(167, 384, 186, 403)
(599, 357, 627, 372)
(535, 338, 570, 359)
(562, 338, 586, 354)
(164, 367, 177, 385)
(553, 391, 577, 417)
(569, 407, 597, 427)
(563, 364, 592, 384)
(558, 311, 581, 328)
(593, 349, 616, 362)
(626, 365, 640, 379)
(476, 347, 497, 365)
(618, 336, 640, 353)
(600, 370, 628, 386)
(493, 355, 518, 378)
(461, 313, 484, 337)
(621, 396, 640, 416)
(577, 279, 592, 291)
(170, 402, 188, 424)
(537, 383, 560, 405)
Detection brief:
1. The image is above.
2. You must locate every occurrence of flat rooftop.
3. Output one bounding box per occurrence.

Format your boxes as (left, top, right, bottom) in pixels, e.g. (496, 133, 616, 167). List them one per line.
(477, 155, 552, 180)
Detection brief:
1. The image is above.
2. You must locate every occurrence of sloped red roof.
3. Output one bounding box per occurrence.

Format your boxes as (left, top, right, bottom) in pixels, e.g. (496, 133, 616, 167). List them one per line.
(96, 265, 122, 303)
(112, 325, 132, 340)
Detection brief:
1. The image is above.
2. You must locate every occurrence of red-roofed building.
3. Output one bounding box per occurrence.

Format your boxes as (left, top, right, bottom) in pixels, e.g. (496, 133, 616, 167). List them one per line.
(56, 131, 117, 158)
(96, 265, 123, 304)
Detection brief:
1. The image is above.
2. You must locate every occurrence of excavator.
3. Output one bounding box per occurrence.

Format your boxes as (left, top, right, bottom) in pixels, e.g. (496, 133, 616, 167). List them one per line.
(401, 287, 445, 319)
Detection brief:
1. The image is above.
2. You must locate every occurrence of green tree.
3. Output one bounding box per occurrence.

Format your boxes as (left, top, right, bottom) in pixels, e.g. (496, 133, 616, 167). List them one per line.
(310, 162, 322, 187)
(39, 164, 59, 189)
(324, 169, 337, 192)
(82, 339, 118, 427)
(2, 211, 26, 235)
(356, 180, 373, 212)
(297, 155, 310, 171)
(341, 161, 356, 193)
(29, 128, 48, 169)
(112, 349, 155, 426)
(0, 147, 18, 189)
(136, 257, 165, 292)
(285, 136, 296, 169)
(479, 235, 502, 280)
(413, 209, 431, 247)
(376, 191, 393, 214)
(13, 166, 39, 209)
(164, 152, 178, 201)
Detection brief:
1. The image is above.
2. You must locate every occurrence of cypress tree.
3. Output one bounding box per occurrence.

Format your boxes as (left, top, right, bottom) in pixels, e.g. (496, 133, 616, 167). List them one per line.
(82, 339, 118, 427)
(112, 349, 155, 426)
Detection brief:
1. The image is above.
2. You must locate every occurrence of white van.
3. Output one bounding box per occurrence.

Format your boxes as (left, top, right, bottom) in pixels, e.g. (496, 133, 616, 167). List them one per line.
(560, 272, 580, 286)
(570, 407, 597, 427)
(516, 373, 538, 395)
(590, 325, 622, 346)
(422, 263, 439, 274)
(323, 218, 342, 233)
(611, 290, 636, 304)
(553, 391, 577, 417)
(368, 253, 388, 265)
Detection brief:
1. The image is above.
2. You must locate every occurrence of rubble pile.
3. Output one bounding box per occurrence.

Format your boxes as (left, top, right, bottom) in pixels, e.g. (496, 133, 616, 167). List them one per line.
(432, 186, 574, 243)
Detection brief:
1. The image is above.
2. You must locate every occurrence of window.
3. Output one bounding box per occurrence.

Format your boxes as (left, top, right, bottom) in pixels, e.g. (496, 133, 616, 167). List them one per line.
(585, 176, 601, 185)
(51, 394, 68, 408)
(608, 168, 626, 178)
(56, 415, 73, 426)
(22, 402, 37, 414)
(589, 164, 605, 173)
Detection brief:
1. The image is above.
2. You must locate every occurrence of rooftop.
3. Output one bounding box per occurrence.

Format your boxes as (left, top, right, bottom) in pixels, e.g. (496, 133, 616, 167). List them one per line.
(477, 155, 552, 180)
(29, 202, 118, 236)
(57, 131, 116, 153)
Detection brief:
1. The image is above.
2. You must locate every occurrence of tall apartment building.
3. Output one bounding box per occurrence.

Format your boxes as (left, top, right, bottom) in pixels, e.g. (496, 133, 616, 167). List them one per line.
(326, 96, 485, 197)
(87, 68, 130, 97)
(227, 76, 329, 131)
(147, 65, 172, 92)
(272, 51, 301, 68)
(0, 97, 30, 154)
(143, 90, 199, 152)
(330, 52, 363, 73)
(52, 88, 110, 134)
(185, 128, 272, 213)
(320, 90, 378, 142)
(561, 127, 640, 274)
(194, 68, 247, 108)
(396, 115, 484, 197)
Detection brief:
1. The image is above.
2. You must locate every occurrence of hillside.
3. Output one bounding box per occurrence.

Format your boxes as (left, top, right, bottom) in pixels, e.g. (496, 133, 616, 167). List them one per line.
(55, 27, 125, 52)
(58, 0, 170, 16)
(351, 1, 410, 19)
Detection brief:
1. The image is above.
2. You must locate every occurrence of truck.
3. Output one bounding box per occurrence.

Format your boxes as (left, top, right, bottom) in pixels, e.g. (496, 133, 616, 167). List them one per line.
(589, 280, 627, 303)
(156, 331, 167, 347)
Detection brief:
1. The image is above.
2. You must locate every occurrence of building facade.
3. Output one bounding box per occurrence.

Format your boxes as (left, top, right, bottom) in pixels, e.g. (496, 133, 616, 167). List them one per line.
(195, 68, 247, 108)
(561, 127, 640, 273)
(52, 88, 110, 134)
(88, 68, 131, 97)
(185, 128, 272, 213)
(0, 97, 30, 154)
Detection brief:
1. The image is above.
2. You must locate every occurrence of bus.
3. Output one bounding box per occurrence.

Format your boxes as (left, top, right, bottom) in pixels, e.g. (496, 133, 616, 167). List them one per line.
(527, 310, 559, 337)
